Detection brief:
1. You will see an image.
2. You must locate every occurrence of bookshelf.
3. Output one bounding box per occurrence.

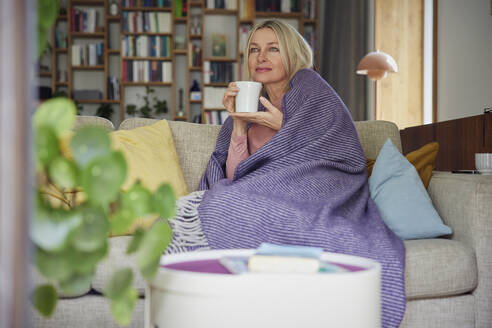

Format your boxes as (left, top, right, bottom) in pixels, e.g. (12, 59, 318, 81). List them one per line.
(44, 0, 319, 127)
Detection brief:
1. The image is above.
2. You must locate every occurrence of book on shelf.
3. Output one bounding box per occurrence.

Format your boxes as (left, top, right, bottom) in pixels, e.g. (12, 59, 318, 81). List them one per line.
(206, 0, 237, 9)
(239, 0, 254, 19)
(203, 61, 211, 83)
(122, 12, 171, 33)
(71, 43, 104, 66)
(108, 76, 120, 100)
(209, 62, 235, 83)
(70, 8, 99, 33)
(255, 0, 300, 12)
(122, 35, 171, 57)
(188, 43, 202, 67)
(122, 60, 172, 83)
(304, 0, 316, 19)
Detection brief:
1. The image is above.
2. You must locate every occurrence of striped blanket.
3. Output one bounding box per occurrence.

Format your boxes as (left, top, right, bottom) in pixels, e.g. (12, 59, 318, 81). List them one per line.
(198, 69, 406, 327)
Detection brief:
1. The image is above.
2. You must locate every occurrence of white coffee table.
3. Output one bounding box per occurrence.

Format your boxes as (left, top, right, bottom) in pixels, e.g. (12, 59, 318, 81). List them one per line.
(145, 249, 381, 328)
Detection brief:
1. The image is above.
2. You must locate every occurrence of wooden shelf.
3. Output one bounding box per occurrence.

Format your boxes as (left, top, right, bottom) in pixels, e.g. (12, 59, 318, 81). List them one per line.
(190, 1, 203, 7)
(107, 49, 121, 54)
(57, 15, 68, 21)
(122, 7, 172, 12)
(38, 72, 52, 77)
(189, 66, 202, 71)
(205, 82, 228, 87)
(174, 49, 187, 54)
(122, 82, 172, 86)
(255, 12, 303, 18)
(122, 56, 171, 61)
(77, 99, 120, 104)
(204, 9, 238, 15)
(190, 99, 202, 103)
(55, 48, 68, 53)
(204, 108, 226, 111)
(106, 15, 121, 21)
(122, 32, 172, 36)
(174, 116, 189, 121)
(240, 19, 254, 24)
(71, 32, 105, 38)
(71, 0, 105, 6)
(55, 82, 68, 86)
(72, 65, 105, 70)
(174, 17, 187, 22)
(190, 34, 202, 39)
(204, 57, 237, 62)
(303, 19, 316, 24)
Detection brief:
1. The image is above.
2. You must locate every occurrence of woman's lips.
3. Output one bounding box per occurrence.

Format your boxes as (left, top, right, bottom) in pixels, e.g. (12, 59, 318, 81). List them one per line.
(256, 68, 271, 72)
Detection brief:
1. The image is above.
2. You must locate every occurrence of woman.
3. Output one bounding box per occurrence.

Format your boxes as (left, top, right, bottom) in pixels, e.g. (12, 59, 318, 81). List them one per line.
(169, 20, 406, 328)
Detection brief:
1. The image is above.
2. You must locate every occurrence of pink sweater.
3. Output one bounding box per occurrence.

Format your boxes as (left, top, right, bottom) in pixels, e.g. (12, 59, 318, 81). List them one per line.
(226, 97, 283, 180)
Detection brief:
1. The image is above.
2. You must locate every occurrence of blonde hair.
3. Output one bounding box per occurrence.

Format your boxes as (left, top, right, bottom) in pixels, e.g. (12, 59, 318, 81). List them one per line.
(243, 20, 313, 91)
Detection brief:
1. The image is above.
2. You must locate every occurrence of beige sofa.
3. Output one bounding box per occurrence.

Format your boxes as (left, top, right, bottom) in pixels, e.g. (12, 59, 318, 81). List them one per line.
(32, 116, 492, 328)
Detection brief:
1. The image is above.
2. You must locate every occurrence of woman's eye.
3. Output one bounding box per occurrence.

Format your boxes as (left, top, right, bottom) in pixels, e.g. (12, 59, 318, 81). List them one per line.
(249, 48, 259, 53)
(269, 47, 279, 52)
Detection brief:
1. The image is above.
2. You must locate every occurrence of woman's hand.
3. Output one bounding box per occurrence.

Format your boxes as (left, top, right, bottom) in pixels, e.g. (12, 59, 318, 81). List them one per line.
(230, 96, 283, 131)
(222, 82, 240, 114)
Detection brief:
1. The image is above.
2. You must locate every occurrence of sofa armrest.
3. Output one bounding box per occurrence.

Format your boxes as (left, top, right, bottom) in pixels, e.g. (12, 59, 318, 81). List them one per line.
(427, 171, 492, 327)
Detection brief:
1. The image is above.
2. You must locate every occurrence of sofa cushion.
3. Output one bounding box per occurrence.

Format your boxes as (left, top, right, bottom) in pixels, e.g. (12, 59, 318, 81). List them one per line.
(354, 120, 402, 159)
(404, 239, 477, 299)
(369, 139, 452, 240)
(92, 236, 146, 296)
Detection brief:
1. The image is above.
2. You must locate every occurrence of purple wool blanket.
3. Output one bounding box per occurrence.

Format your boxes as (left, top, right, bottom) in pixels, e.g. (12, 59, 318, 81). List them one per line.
(198, 69, 406, 327)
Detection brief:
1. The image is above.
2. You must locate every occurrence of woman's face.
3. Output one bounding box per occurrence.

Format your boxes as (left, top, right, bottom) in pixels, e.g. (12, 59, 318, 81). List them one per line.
(248, 28, 288, 88)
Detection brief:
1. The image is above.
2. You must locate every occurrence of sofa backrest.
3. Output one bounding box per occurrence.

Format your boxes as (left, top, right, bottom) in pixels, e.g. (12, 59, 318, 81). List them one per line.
(76, 116, 402, 192)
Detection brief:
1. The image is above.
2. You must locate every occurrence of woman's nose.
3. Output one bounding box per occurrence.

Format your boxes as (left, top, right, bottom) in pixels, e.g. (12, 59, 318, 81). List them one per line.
(257, 50, 267, 62)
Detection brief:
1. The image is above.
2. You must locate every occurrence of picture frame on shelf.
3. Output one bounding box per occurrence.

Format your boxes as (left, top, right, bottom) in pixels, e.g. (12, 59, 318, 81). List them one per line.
(211, 34, 227, 57)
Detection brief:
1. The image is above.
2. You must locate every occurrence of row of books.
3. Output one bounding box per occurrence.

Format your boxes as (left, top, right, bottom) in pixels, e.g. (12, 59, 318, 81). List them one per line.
(188, 43, 202, 67)
(122, 60, 172, 83)
(107, 76, 120, 100)
(203, 61, 238, 84)
(122, 0, 171, 7)
(304, 0, 316, 19)
(204, 110, 229, 125)
(122, 12, 172, 33)
(70, 8, 100, 33)
(71, 43, 104, 66)
(254, 0, 301, 13)
(203, 87, 226, 109)
(206, 0, 237, 9)
(210, 62, 235, 83)
(122, 36, 172, 57)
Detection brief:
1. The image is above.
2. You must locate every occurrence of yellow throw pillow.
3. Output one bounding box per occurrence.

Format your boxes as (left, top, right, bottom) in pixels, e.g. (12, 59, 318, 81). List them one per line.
(110, 120, 188, 235)
(366, 142, 439, 188)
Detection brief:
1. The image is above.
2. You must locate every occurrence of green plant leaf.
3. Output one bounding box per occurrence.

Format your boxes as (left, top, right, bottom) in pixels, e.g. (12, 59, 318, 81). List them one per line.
(32, 284, 58, 317)
(38, 0, 58, 29)
(31, 205, 82, 252)
(37, 28, 49, 59)
(34, 98, 76, 137)
(121, 183, 152, 218)
(35, 247, 73, 281)
(103, 268, 133, 300)
(110, 288, 138, 326)
(35, 126, 60, 167)
(59, 271, 93, 297)
(137, 221, 172, 280)
(109, 207, 135, 235)
(71, 206, 109, 252)
(126, 228, 145, 254)
(67, 241, 108, 274)
(70, 126, 111, 168)
(80, 151, 127, 207)
(152, 184, 176, 219)
(49, 156, 79, 189)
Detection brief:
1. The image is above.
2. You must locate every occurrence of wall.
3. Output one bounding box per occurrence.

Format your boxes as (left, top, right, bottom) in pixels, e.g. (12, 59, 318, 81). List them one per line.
(437, 0, 492, 121)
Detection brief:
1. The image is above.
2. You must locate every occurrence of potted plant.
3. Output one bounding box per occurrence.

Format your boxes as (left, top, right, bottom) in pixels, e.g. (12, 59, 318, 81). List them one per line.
(32, 97, 175, 325)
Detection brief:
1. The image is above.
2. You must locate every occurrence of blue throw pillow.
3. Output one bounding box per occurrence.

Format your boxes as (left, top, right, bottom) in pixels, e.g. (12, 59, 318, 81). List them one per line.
(368, 139, 452, 240)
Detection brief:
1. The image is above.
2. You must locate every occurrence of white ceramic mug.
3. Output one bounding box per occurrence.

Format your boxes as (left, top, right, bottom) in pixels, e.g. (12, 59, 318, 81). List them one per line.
(475, 153, 492, 175)
(235, 81, 262, 113)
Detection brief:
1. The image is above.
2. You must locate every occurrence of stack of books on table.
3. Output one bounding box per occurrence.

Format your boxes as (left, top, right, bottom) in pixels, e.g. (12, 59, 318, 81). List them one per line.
(219, 243, 348, 274)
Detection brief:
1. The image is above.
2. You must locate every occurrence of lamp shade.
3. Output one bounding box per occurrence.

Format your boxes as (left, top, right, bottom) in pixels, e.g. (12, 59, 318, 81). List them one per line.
(356, 50, 398, 81)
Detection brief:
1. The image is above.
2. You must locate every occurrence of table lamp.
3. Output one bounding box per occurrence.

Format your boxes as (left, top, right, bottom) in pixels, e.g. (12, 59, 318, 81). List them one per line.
(356, 50, 398, 119)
